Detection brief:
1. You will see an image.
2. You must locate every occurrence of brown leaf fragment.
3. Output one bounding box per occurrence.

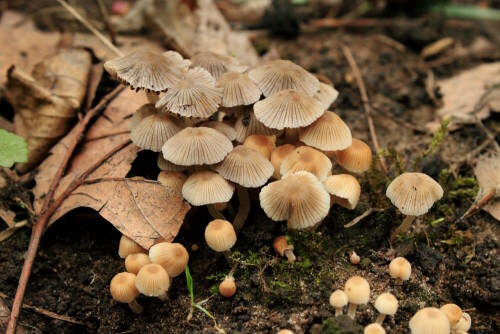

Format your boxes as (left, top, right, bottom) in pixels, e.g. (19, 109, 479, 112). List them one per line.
(474, 154, 500, 222)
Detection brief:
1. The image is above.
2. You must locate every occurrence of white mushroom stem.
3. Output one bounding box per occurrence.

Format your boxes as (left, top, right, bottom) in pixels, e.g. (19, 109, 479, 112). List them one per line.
(233, 184, 250, 234)
(207, 204, 226, 220)
(145, 90, 159, 103)
(390, 215, 415, 242)
(376, 314, 387, 324)
(284, 249, 296, 264)
(347, 303, 358, 319)
(335, 307, 343, 317)
(128, 300, 144, 314)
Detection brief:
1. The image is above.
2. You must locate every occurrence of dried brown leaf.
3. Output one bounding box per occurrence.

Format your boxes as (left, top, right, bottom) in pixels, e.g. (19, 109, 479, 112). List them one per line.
(474, 154, 500, 221)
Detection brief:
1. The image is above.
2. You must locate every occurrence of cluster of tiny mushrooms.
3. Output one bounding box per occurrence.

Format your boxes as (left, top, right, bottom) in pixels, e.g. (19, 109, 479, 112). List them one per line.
(103, 50, 456, 333)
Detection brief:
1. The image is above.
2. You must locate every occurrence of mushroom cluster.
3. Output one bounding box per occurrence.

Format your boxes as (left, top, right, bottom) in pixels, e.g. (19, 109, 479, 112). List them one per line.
(104, 50, 370, 234)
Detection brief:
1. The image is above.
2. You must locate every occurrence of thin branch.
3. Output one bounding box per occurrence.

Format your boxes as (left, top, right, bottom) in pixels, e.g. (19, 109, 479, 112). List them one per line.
(95, 0, 118, 46)
(341, 44, 388, 174)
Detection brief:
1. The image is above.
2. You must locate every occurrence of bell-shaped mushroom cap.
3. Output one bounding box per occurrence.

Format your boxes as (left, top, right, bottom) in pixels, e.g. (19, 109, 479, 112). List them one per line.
(219, 276, 237, 298)
(119, 235, 147, 259)
(157, 154, 187, 172)
(271, 144, 296, 179)
(155, 67, 222, 118)
(329, 290, 348, 308)
(273, 236, 292, 257)
(453, 312, 471, 332)
(409, 307, 450, 334)
(217, 72, 261, 107)
(364, 323, 386, 334)
(259, 171, 330, 229)
(337, 138, 373, 173)
(389, 257, 412, 281)
(104, 50, 190, 92)
(125, 253, 151, 275)
(277, 330, 294, 334)
(191, 52, 248, 80)
(314, 82, 339, 109)
(130, 113, 185, 152)
(386, 172, 444, 216)
(157, 171, 187, 194)
(344, 276, 370, 305)
(254, 90, 324, 130)
(234, 110, 283, 143)
(149, 242, 189, 278)
(243, 134, 276, 160)
(162, 127, 233, 166)
(135, 263, 170, 297)
(110, 272, 140, 303)
(375, 293, 398, 316)
(322, 174, 361, 209)
(440, 304, 462, 327)
(182, 171, 235, 206)
(248, 59, 319, 97)
(130, 104, 156, 130)
(205, 219, 237, 252)
(280, 146, 332, 181)
(198, 121, 237, 141)
(298, 111, 352, 151)
(213, 146, 274, 188)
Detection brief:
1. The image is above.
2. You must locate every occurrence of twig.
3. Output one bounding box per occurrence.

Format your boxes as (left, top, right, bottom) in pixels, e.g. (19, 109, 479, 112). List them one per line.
(341, 44, 388, 174)
(457, 186, 498, 223)
(22, 304, 85, 326)
(96, 0, 118, 46)
(472, 83, 500, 154)
(6, 86, 125, 334)
(370, 104, 426, 133)
(56, 0, 123, 57)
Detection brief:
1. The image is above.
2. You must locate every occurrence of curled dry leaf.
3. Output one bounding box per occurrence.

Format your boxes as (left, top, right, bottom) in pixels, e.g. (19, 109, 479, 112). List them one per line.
(33, 89, 190, 249)
(6, 48, 92, 173)
(473, 155, 500, 221)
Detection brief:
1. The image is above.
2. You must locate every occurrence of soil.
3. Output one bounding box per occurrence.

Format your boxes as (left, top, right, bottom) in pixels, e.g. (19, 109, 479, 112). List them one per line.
(1, 3, 500, 334)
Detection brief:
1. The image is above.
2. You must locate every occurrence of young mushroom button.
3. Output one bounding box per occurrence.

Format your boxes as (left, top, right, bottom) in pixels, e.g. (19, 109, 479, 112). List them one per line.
(440, 303, 462, 327)
(135, 264, 170, 300)
(219, 276, 236, 298)
(273, 236, 296, 264)
(125, 253, 151, 275)
(409, 307, 450, 334)
(374, 293, 398, 324)
(329, 290, 348, 317)
(389, 257, 411, 289)
(336, 138, 373, 173)
(344, 276, 370, 320)
(364, 323, 386, 334)
(110, 272, 143, 314)
(118, 235, 147, 259)
(149, 242, 189, 278)
(205, 219, 237, 264)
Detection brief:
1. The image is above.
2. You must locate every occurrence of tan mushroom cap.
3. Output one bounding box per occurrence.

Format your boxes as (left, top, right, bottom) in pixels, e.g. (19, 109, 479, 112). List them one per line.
(273, 236, 292, 257)
(234, 109, 283, 143)
(271, 144, 296, 179)
(277, 330, 294, 334)
(149, 242, 189, 278)
(130, 113, 185, 152)
(337, 138, 373, 173)
(156, 67, 222, 118)
(259, 171, 330, 229)
(314, 82, 339, 109)
(162, 127, 233, 166)
(243, 134, 276, 160)
(364, 323, 386, 334)
(157, 154, 187, 172)
(322, 174, 361, 209)
(125, 253, 151, 275)
(217, 72, 262, 107)
(182, 171, 235, 206)
(440, 304, 462, 327)
(205, 219, 237, 252)
(104, 50, 190, 92)
(198, 121, 237, 141)
(389, 257, 412, 281)
(344, 276, 370, 305)
(130, 104, 156, 130)
(329, 290, 348, 308)
(213, 146, 274, 188)
(386, 172, 444, 216)
(119, 235, 147, 259)
(248, 59, 319, 97)
(254, 89, 324, 130)
(110, 272, 140, 303)
(280, 146, 332, 181)
(191, 52, 248, 80)
(409, 307, 450, 334)
(298, 111, 352, 151)
(135, 263, 170, 297)
(453, 312, 471, 332)
(157, 171, 187, 194)
(219, 276, 237, 298)
(375, 293, 398, 316)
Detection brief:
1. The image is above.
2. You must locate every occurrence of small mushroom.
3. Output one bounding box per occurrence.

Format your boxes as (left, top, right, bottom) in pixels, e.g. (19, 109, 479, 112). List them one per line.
(364, 323, 386, 334)
(336, 138, 373, 173)
(440, 304, 462, 327)
(270, 144, 296, 179)
(130, 113, 185, 152)
(135, 263, 170, 300)
(350, 251, 361, 265)
(110, 272, 143, 313)
(205, 219, 237, 264)
(191, 52, 248, 80)
(219, 276, 236, 298)
(389, 257, 411, 290)
(298, 111, 351, 151)
(313, 82, 339, 109)
(198, 121, 237, 142)
(280, 146, 332, 181)
(273, 236, 296, 263)
(374, 293, 398, 324)
(323, 174, 361, 209)
(157, 154, 187, 172)
(453, 312, 471, 333)
(118, 235, 147, 259)
(409, 307, 450, 334)
(277, 330, 294, 334)
(329, 290, 348, 317)
(129, 104, 156, 131)
(149, 242, 189, 278)
(125, 253, 151, 275)
(344, 276, 370, 320)
(217, 72, 261, 107)
(157, 171, 187, 194)
(243, 134, 276, 160)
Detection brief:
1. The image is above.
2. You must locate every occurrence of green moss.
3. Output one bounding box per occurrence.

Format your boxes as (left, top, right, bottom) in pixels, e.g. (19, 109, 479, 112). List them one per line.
(413, 117, 450, 169)
(310, 316, 363, 334)
(436, 169, 478, 217)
